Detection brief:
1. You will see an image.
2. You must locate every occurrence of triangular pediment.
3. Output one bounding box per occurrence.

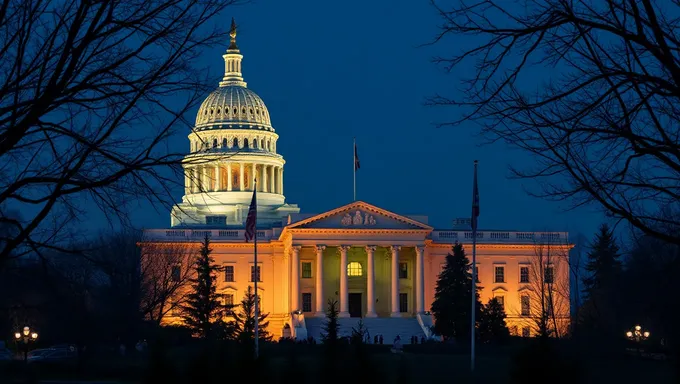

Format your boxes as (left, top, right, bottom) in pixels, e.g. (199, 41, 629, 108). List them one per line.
(285, 201, 432, 231)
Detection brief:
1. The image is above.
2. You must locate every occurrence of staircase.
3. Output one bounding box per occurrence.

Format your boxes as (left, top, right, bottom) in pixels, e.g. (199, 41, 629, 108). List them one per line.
(305, 316, 426, 344)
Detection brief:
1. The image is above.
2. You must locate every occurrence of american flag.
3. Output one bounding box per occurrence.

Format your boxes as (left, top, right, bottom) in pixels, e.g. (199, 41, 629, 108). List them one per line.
(471, 161, 480, 232)
(244, 187, 257, 242)
(354, 142, 360, 171)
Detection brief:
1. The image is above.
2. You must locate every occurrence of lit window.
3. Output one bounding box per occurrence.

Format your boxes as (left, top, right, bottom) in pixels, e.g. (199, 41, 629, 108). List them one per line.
(250, 265, 261, 282)
(301, 262, 312, 278)
(399, 262, 408, 279)
(347, 262, 362, 277)
(399, 293, 408, 313)
(520, 266, 530, 283)
(302, 293, 312, 312)
(224, 265, 234, 282)
(171, 265, 181, 282)
(521, 295, 530, 316)
(223, 294, 234, 313)
(494, 296, 505, 310)
(545, 266, 554, 284)
(494, 266, 505, 283)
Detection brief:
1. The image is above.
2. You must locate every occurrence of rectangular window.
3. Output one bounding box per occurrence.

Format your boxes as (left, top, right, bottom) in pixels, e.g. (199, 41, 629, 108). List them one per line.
(171, 265, 181, 282)
(302, 293, 312, 312)
(224, 265, 234, 282)
(522, 327, 530, 338)
(520, 266, 530, 283)
(399, 262, 408, 279)
(205, 215, 226, 225)
(301, 262, 312, 279)
(545, 266, 554, 284)
(521, 295, 530, 316)
(399, 293, 408, 313)
(250, 265, 261, 282)
(494, 266, 505, 283)
(511, 326, 518, 336)
(223, 294, 234, 314)
(494, 296, 505, 310)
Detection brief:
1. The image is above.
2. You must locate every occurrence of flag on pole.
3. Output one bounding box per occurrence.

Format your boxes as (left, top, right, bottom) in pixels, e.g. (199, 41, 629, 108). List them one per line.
(471, 160, 480, 231)
(354, 141, 360, 171)
(244, 188, 257, 242)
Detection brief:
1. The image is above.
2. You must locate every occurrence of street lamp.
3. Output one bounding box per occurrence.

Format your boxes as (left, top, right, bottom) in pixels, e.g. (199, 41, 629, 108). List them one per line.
(14, 326, 39, 362)
(625, 324, 650, 342)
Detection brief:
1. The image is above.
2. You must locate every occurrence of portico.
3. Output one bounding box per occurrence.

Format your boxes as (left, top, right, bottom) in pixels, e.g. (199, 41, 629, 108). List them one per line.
(281, 203, 432, 318)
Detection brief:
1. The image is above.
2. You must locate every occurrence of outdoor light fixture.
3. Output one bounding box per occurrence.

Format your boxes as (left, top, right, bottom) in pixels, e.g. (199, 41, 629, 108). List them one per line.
(14, 325, 39, 363)
(626, 324, 650, 342)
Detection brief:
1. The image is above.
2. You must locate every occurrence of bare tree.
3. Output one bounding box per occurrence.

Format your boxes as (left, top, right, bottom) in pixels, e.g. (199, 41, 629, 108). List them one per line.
(429, 0, 680, 244)
(520, 240, 571, 338)
(140, 240, 196, 325)
(0, 0, 242, 263)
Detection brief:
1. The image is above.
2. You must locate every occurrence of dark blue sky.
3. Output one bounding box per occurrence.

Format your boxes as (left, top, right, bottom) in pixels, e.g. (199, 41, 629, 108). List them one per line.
(129, 0, 606, 241)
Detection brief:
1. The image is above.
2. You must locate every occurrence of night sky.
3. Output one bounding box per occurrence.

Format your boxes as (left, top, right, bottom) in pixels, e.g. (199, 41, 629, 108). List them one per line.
(127, 0, 607, 243)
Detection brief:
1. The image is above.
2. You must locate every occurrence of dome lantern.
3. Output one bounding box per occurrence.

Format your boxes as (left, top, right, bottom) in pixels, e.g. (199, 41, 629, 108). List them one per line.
(220, 18, 246, 88)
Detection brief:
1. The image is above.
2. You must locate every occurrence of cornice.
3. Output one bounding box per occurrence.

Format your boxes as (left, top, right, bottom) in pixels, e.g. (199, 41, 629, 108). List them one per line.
(423, 239, 574, 251)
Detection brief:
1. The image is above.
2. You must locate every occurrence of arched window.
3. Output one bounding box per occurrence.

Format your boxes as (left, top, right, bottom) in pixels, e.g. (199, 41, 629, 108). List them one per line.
(252, 139, 258, 149)
(347, 262, 363, 277)
(233, 138, 238, 148)
(212, 139, 217, 148)
(267, 141, 271, 151)
(260, 139, 264, 149)
(222, 138, 227, 148)
(244, 138, 249, 149)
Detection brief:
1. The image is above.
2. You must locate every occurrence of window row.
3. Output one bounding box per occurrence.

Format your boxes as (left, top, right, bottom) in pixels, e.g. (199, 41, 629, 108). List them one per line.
(300, 292, 410, 313)
(490, 294, 553, 318)
(192, 137, 276, 153)
(298, 261, 409, 279)
(490, 265, 554, 284)
(201, 105, 268, 120)
(171, 264, 262, 283)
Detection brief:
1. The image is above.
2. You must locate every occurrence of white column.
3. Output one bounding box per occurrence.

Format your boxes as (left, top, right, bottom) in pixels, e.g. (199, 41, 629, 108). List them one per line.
(416, 246, 425, 314)
(193, 167, 199, 193)
(269, 165, 275, 193)
(315, 245, 326, 316)
(250, 163, 255, 191)
(184, 167, 190, 194)
(262, 164, 268, 193)
(227, 162, 232, 191)
(200, 166, 207, 192)
(338, 246, 350, 317)
(280, 168, 284, 195)
(390, 245, 401, 317)
(291, 246, 301, 312)
(365, 245, 377, 317)
(239, 162, 244, 191)
(215, 164, 221, 192)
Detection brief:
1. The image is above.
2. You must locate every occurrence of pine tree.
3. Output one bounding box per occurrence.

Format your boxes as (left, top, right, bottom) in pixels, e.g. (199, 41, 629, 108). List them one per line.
(583, 223, 621, 296)
(230, 286, 272, 343)
(181, 235, 225, 339)
(321, 299, 340, 346)
(431, 242, 481, 341)
(478, 298, 510, 343)
(351, 319, 368, 345)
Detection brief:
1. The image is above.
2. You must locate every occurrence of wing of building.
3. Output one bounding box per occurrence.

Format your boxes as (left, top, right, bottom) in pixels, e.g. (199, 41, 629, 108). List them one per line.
(142, 22, 572, 342)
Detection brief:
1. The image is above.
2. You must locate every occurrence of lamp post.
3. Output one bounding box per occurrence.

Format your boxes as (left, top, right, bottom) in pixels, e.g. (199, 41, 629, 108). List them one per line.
(625, 324, 650, 343)
(14, 326, 38, 363)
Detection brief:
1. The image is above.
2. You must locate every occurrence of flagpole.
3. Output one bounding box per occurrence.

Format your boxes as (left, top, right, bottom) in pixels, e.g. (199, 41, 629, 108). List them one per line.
(353, 137, 356, 201)
(253, 179, 259, 359)
(471, 160, 478, 372)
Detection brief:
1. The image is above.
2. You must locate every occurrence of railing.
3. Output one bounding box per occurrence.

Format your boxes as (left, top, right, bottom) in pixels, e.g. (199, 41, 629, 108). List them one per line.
(433, 231, 567, 244)
(145, 228, 272, 242)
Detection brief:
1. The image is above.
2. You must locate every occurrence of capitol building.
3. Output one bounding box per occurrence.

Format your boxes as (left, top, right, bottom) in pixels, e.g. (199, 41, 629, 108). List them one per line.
(142, 22, 572, 342)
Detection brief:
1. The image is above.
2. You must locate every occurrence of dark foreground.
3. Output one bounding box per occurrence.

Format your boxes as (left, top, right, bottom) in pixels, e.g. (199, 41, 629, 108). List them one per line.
(1, 340, 676, 384)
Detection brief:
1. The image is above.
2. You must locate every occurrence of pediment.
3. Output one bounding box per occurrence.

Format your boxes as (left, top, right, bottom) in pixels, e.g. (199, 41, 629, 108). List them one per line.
(285, 201, 432, 231)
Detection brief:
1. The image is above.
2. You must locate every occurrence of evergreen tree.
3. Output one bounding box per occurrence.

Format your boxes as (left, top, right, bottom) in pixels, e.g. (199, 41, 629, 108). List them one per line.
(230, 286, 272, 342)
(350, 319, 368, 345)
(583, 223, 621, 296)
(478, 298, 510, 343)
(181, 235, 225, 339)
(321, 299, 340, 345)
(431, 242, 481, 341)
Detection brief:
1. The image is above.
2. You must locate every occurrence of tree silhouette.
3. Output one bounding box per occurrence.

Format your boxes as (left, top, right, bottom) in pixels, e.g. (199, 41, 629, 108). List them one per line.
(181, 236, 225, 339)
(431, 243, 481, 341)
(230, 286, 271, 343)
(478, 298, 510, 343)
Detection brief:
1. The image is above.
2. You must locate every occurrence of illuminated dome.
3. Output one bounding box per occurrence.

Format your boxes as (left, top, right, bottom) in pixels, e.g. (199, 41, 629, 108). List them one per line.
(195, 86, 272, 130)
(194, 19, 272, 131)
